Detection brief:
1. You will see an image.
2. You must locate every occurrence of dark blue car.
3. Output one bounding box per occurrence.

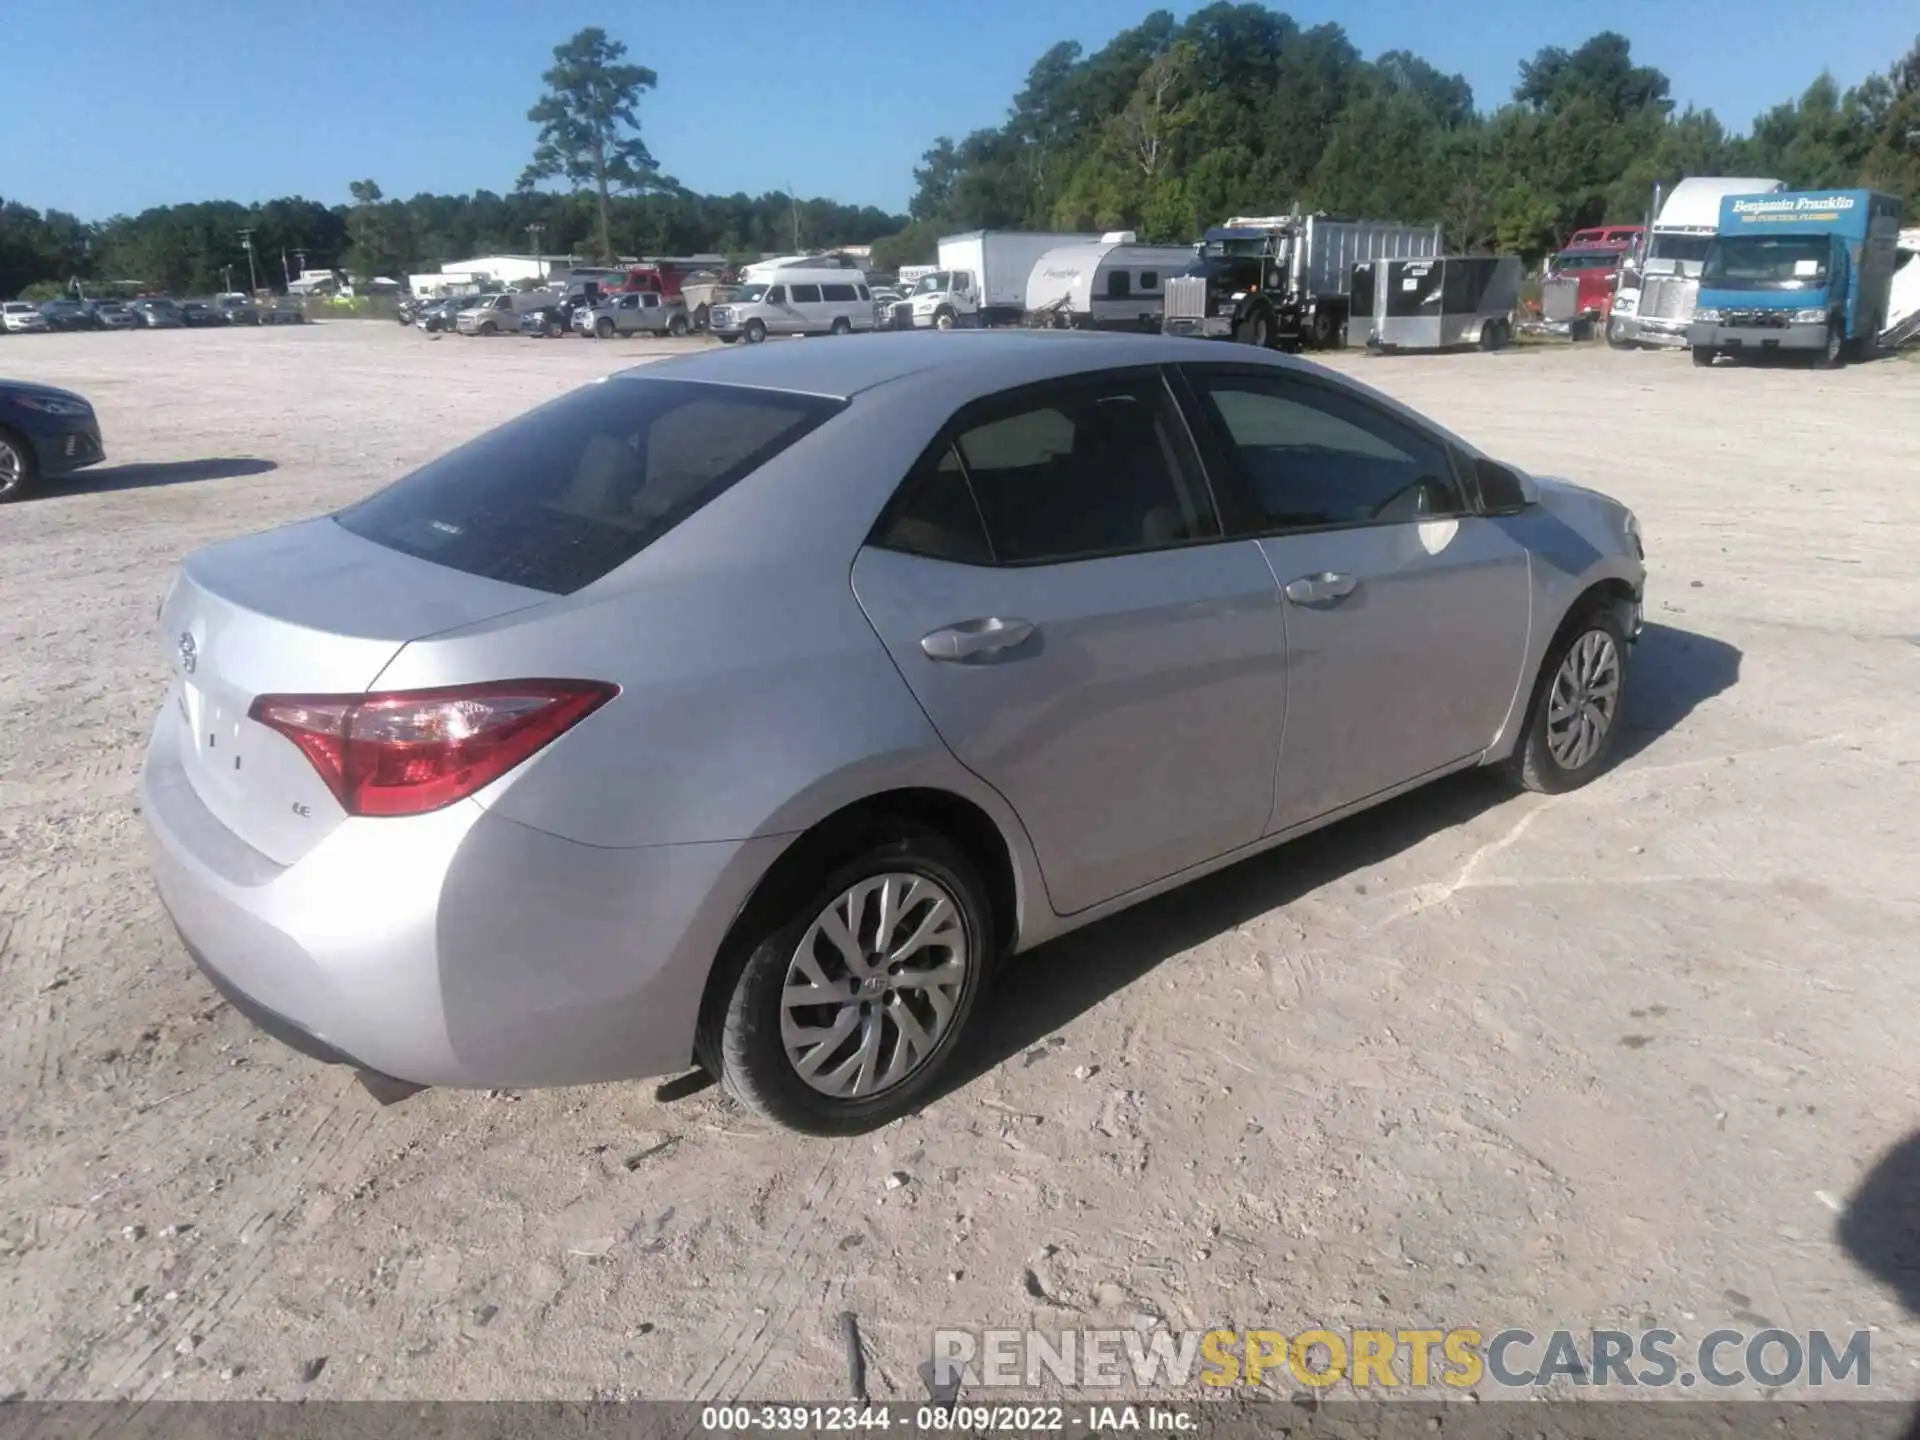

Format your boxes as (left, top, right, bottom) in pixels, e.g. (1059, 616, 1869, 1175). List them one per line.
(0, 380, 106, 501)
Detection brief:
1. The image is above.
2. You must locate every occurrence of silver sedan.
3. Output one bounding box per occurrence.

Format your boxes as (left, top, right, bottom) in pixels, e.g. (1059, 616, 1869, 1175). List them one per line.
(141, 332, 1645, 1134)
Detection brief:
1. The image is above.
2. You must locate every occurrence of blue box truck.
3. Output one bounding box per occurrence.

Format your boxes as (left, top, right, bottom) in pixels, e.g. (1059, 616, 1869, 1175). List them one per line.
(1688, 189, 1902, 368)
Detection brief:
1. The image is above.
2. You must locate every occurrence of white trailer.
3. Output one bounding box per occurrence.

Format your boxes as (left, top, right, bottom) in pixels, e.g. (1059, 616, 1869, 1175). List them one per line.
(895, 229, 1103, 329)
(1609, 177, 1785, 347)
(1024, 237, 1200, 330)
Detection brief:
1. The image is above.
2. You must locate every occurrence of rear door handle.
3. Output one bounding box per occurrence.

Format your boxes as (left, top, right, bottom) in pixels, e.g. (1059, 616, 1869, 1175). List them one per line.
(1284, 572, 1357, 605)
(920, 617, 1036, 661)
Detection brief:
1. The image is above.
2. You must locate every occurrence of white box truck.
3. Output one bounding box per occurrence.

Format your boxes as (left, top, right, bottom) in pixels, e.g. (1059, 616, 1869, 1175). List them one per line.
(894, 230, 1102, 329)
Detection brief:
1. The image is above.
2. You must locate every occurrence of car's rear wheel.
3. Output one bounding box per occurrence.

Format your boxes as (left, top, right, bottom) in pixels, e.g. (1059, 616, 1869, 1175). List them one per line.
(1499, 608, 1630, 794)
(699, 830, 993, 1135)
(668, 312, 690, 338)
(830, 316, 852, 336)
(0, 429, 36, 503)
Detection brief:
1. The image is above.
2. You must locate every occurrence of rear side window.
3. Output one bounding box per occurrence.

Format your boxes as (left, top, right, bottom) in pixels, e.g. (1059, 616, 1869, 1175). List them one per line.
(822, 283, 858, 302)
(876, 376, 1219, 566)
(336, 379, 844, 594)
(790, 283, 823, 304)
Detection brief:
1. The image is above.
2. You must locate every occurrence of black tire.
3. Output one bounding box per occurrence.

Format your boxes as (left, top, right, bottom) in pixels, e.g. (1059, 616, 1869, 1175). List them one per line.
(1235, 310, 1272, 348)
(0, 428, 36, 503)
(693, 303, 710, 331)
(667, 312, 690, 338)
(1691, 345, 1716, 367)
(1606, 316, 1633, 349)
(1498, 606, 1631, 794)
(546, 318, 563, 338)
(595, 316, 614, 339)
(717, 334, 739, 344)
(1307, 308, 1339, 349)
(696, 828, 994, 1135)
(1820, 319, 1846, 370)
(932, 308, 957, 331)
(830, 316, 852, 336)
(744, 319, 767, 344)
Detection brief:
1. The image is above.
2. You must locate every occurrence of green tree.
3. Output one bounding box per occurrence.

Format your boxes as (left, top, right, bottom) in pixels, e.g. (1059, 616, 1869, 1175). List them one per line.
(522, 27, 664, 262)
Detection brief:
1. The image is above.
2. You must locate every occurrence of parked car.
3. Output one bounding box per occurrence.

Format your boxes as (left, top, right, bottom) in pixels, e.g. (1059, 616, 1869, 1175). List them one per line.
(519, 302, 576, 338)
(178, 300, 226, 328)
(131, 298, 185, 329)
(0, 380, 105, 500)
(2, 302, 50, 334)
(39, 299, 95, 332)
(709, 273, 877, 342)
(218, 295, 262, 326)
(140, 332, 1646, 1134)
(86, 300, 139, 330)
(575, 290, 691, 338)
(458, 291, 552, 335)
(261, 300, 307, 325)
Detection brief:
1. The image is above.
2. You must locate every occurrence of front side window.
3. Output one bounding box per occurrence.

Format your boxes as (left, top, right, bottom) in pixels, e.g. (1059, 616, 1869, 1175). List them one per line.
(766, 286, 787, 304)
(883, 377, 1219, 565)
(1189, 372, 1466, 530)
(790, 283, 823, 304)
(336, 379, 843, 595)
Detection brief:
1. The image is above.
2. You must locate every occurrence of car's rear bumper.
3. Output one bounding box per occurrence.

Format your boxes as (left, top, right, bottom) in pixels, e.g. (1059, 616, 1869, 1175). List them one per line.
(140, 707, 787, 1089)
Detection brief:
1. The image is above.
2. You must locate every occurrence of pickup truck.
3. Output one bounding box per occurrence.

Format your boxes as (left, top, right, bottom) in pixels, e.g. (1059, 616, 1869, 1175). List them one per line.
(1689, 189, 1902, 367)
(574, 290, 691, 339)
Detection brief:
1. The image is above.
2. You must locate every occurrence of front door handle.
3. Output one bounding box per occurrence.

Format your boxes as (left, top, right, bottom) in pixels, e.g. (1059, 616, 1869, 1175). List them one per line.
(1284, 572, 1357, 605)
(920, 617, 1036, 661)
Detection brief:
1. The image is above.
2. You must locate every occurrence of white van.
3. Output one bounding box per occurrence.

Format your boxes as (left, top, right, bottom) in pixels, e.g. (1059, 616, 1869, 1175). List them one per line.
(708, 269, 877, 342)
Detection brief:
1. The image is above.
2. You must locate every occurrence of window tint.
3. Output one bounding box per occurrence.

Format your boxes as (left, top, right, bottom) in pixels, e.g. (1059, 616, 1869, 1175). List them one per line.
(947, 378, 1218, 564)
(1107, 271, 1131, 299)
(855, 284, 870, 301)
(1140, 271, 1159, 290)
(871, 448, 993, 565)
(766, 286, 786, 304)
(822, 282, 858, 302)
(1192, 373, 1466, 530)
(336, 379, 843, 595)
(642, 293, 661, 307)
(789, 283, 823, 304)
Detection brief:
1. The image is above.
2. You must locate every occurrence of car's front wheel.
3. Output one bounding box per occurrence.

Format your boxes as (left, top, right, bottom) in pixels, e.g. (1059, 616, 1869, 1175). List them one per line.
(0, 429, 36, 502)
(699, 830, 993, 1134)
(1499, 608, 1630, 793)
(744, 319, 767, 344)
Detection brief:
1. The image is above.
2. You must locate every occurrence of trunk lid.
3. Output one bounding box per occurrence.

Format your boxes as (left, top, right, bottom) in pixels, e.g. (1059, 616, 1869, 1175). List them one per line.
(158, 517, 549, 865)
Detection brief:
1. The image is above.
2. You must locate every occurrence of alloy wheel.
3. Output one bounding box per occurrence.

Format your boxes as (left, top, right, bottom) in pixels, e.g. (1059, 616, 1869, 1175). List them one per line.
(0, 439, 23, 496)
(779, 872, 970, 1099)
(1545, 630, 1621, 770)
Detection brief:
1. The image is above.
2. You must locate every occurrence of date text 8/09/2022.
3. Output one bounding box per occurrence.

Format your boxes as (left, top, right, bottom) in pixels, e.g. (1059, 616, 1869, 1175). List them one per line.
(697, 1404, 1194, 1432)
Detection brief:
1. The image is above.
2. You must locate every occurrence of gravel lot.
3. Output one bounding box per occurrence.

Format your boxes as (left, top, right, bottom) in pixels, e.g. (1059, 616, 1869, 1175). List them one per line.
(1, 323, 1916, 1404)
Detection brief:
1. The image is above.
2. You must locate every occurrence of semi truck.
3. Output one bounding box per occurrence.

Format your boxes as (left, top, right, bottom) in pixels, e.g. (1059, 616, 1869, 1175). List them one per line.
(893, 230, 1103, 329)
(1159, 213, 1441, 350)
(1688, 189, 1902, 368)
(1609, 177, 1784, 347)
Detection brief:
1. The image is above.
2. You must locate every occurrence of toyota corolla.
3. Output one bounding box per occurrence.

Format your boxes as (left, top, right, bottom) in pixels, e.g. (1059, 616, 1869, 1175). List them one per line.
(141, 332, 1645, 1134)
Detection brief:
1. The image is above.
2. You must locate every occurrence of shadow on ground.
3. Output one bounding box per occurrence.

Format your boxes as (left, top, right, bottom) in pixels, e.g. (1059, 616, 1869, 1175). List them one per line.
(61, 457, 277, 494)
(1838, 1134, 1920, 1433)
(937, 619, 1743, 1099)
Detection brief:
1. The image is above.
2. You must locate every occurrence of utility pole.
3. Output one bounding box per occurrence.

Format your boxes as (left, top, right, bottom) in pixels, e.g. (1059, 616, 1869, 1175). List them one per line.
(786, 184, 801, 251)
(238, 228, 260, 294)
(223, 265, 233, 293)
(526, 222, 544, 253)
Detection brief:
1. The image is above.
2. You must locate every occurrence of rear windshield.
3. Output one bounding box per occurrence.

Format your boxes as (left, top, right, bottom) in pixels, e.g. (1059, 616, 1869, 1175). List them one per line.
(335, 377, 844, 594)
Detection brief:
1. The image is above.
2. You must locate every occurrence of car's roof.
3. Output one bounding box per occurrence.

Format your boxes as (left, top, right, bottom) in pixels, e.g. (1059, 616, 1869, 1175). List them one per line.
(618, 329, 1312, 401)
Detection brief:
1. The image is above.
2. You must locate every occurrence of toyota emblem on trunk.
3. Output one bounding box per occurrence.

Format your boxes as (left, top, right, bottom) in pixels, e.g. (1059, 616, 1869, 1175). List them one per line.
(177, 632, 197, 674)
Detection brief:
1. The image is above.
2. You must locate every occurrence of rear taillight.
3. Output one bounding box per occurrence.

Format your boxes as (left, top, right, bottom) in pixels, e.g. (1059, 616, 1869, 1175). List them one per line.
(249, 680, 617, 818)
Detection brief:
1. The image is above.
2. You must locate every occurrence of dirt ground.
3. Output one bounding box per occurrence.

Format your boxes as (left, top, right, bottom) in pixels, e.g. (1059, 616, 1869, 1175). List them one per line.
(1, 323, 1916, 1405)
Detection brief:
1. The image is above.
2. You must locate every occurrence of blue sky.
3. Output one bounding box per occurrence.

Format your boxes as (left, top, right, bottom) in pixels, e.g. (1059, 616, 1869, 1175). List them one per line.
(4, 0, 1913, 221)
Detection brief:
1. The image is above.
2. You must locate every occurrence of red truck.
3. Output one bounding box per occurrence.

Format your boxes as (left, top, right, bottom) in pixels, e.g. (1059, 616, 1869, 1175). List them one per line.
(1533, 238, 1636, 340)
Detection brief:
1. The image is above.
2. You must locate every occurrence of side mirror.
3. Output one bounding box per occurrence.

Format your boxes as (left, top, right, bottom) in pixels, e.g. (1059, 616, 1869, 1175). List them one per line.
(1475, 458, 1535, 515)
